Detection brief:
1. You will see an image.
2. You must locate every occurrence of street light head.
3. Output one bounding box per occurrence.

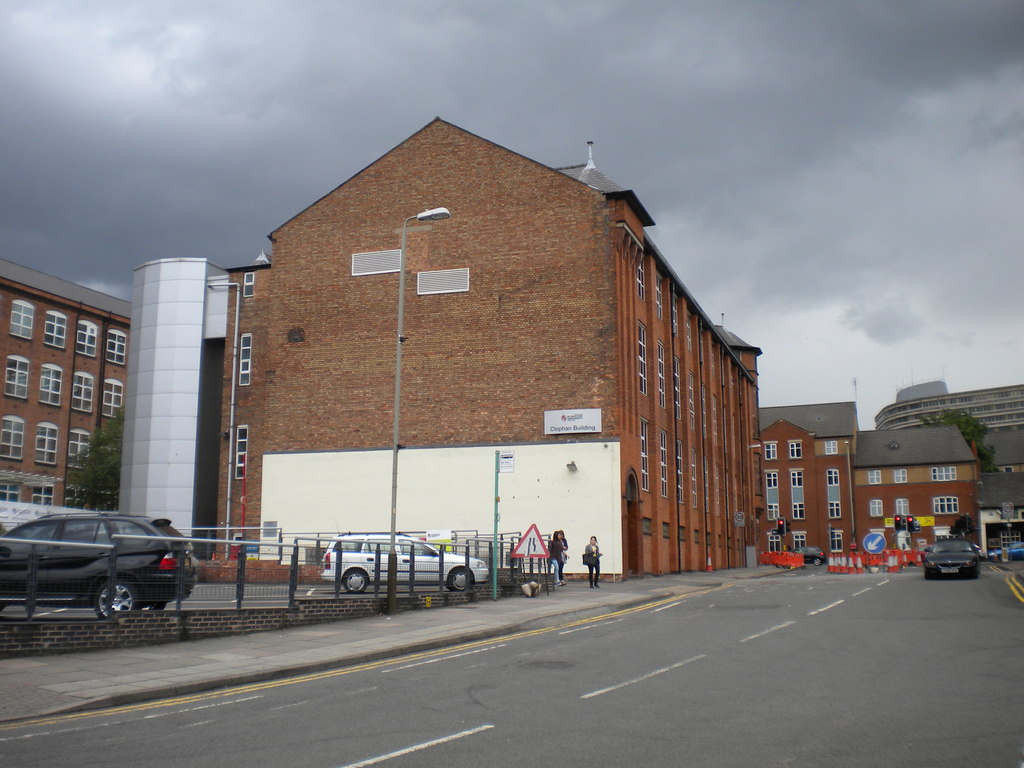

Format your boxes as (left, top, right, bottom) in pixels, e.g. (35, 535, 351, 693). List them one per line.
(416, 207, 451, 221)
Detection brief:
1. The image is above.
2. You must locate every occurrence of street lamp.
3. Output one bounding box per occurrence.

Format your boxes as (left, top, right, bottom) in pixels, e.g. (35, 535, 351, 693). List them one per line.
(387, 206, 451, 614)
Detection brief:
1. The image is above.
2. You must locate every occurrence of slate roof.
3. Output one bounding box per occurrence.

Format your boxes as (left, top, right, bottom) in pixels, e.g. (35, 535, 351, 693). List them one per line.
(0, 257, 130, 316)
(987, 431, 1024, 466)
(855, 427, 976, 468)
(978, 472, 1024, 507)
(759, 402, 857, 437)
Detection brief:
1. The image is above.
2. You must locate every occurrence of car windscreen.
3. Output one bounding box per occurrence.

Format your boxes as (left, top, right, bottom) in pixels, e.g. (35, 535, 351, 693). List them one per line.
(932, 540, 971, 553)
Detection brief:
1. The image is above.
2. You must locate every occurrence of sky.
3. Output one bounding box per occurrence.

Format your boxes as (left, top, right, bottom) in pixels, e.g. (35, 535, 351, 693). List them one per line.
(2, 1, 1022, 430)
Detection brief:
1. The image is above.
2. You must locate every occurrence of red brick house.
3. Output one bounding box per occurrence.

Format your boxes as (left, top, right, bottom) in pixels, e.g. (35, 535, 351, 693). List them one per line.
(208, 119, 762, 576)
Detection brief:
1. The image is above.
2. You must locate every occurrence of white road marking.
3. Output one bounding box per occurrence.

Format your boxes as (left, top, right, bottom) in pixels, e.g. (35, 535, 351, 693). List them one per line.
(807, 600, 845, 615)
(580, 655, 706, 699)
(652, 601, 683, 613)
(335, 724, 494, 768)
(740, 621, 795, 643)
(559, 618, 625, 635)
(851, 587, 872, 597)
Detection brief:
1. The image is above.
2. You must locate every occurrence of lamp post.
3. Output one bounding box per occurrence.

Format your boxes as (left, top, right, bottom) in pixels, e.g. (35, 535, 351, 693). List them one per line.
(386, 206, 451, 614)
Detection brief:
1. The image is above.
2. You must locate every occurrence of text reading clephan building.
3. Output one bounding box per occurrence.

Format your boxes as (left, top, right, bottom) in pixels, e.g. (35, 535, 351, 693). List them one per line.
(0, 258, 130, 509)
(123, 119, 763, 577)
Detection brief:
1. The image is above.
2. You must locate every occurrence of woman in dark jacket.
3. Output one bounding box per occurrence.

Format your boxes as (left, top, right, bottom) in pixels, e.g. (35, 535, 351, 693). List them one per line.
(583, 536, 601, 588)
(549, 530, 566, 585)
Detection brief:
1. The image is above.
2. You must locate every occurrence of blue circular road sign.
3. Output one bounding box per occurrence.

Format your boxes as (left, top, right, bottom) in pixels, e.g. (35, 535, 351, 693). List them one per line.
(863, 532, 886, 554)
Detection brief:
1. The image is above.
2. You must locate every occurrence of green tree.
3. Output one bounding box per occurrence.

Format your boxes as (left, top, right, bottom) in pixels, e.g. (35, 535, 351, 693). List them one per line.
(920, 409, 997, 472)
(66, 410, 124, 510)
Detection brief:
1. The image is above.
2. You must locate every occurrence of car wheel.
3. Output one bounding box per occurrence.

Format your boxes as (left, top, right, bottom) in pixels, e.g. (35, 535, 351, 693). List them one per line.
(95, 580, 138, 618)
(812, 556, 823, 566)
(342, 568, 369, 593)
(446, 566, 473, 592)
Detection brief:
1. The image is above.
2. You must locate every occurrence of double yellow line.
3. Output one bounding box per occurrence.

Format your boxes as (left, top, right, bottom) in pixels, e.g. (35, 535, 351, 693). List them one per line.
(0, 584, 730, 732)
(989, 564, 1024, 603)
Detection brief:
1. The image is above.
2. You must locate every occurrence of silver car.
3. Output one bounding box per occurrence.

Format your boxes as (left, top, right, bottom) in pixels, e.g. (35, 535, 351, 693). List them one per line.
(321, 534, 488, 593)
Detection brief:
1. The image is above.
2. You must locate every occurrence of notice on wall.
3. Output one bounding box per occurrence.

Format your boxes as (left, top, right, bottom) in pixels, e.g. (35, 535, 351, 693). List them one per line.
(543, 408, 602, 435)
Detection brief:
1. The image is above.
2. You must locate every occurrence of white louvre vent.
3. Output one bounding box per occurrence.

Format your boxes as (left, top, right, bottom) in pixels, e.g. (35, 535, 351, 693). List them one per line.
(418, 268, 470, 295)
(352, 249, 401, 276)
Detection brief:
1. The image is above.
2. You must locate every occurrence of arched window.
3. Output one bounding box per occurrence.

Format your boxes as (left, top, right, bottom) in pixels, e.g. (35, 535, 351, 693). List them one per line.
(39, 363, 63, 406)
(9, 300, 33, 339)
(106, 330, 127, 365)
(4, 355, 29, 398)
(102, 378, 123, 416)
(0, 416, 25, 459)
(35, 422, 59, 464)
(43, 311, 67, 348)
(68, 428, 91, 461)
(72, 371, 94, 412)
(76, 320, 99, 356)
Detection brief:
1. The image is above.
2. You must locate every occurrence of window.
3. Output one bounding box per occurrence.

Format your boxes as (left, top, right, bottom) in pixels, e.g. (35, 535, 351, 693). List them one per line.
(690, 448, 698, 507)
(71, 372, 94, 412)
(39, 364, 62, 406)
(9, 300, 34, 339)
(829, 529, 844, 552)
(672, 358, 681, 420)
(765, 471, 779, 489)
(1, 416, 25, 459)
(675, 439, 684, 503)
(636, 258, 645, 298)
(239, 333, 253, 386)
(655, 277, 663, 318)
(671, 301, 678, 336)
(35, 422, 58, 464)
(790, 470, 804, 488)
(792, 502, 805, 519)
(68, 429, 90, 462)
(869, 499, 883, 517)
(895, 498, 909, 516)
(639, 419, 649, 491)
(242, 271, 256, 298)
(234, 426, 248, 480)
(106, 329, 127, 365)
(868, 469, 881, 485)
(893, 468, 907, 484)
(793, 532, 807, 549)
(43, 311, 67, 348)
(102, 379, 124, 416)
(826, 468, 840, 486)
(637, 323, 647, 395)
(662, 522, 669, 539)
(933, 496, 959, 515)
(788, 440, 802, 459)
(931, 466, 956, 482)
(0, 484, 18, 502)
(687, 373, 695, 428)
(30, 486, 54, 505)
(767, 503, 779, 520)
(659, 430, 668, 497)
(76, 321, 98, 356)
(763, 442, 777, 461)
(5, 356, 29, 398)
(828, 501, 842, 518)
(824, 440, 838, 455)
(657, 343, 665, 408)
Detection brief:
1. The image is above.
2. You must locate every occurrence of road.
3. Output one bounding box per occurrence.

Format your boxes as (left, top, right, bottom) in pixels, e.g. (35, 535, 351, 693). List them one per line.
(2, 567, 1021, 767)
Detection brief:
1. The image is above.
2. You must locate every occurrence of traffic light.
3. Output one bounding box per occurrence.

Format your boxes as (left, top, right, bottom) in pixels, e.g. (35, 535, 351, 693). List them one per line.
(907, 516, 920, 532)
(894, 515, 905, 531)
(776, 518, 787, 536)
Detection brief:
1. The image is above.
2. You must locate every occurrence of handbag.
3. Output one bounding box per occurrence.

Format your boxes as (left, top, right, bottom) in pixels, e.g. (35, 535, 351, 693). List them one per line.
(583, 553, 596, 567)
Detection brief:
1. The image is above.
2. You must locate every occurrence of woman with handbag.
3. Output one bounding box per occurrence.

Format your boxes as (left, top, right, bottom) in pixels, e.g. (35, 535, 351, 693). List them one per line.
(583, 536, 601, 588)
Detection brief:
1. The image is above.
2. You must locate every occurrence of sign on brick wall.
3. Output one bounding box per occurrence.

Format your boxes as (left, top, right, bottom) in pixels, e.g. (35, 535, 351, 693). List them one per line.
(543, 408, 602, 435)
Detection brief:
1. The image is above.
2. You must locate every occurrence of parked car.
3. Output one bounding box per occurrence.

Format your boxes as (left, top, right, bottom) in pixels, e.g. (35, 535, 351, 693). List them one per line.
(793, 546, 827, 566)
(0, 513, 198, 617)
(987, 541, 1024, 561)
(321, 533, 488, 593)
(923, 539, 981, 579)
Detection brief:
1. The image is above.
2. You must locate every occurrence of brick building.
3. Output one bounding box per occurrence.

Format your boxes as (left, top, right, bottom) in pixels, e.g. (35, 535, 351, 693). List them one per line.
(122, 119, 763, 576)
(758, 403, 858, 553)
(759, 400, 980, 552)
(0, 258, 130, 507)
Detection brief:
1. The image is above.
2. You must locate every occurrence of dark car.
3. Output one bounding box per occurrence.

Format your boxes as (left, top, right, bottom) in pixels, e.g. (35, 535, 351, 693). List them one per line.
(0, 513, 198, 617)
(793, 546, 827, 566)
(923, 539, 981, 580)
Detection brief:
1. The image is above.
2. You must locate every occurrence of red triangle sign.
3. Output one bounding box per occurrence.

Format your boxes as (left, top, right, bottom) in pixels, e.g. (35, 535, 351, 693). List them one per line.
(511, 523, 550, 559)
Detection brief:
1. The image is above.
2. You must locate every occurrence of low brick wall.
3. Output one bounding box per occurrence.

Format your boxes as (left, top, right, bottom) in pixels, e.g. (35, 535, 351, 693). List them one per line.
(0, 586, 500, 657)
(198, 560, 321, 584)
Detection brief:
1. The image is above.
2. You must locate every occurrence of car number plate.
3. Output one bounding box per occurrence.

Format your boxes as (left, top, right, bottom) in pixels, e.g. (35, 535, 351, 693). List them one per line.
(939, 567, 959, 573)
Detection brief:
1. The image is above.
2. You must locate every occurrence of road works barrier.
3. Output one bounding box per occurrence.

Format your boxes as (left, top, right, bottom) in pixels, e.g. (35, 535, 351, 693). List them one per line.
(774, 549, 926, 575)
(759, 551, 803, 569)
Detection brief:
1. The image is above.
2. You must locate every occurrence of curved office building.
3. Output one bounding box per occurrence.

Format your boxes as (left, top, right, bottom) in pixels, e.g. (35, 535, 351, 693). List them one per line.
(875, 381, 1024, 433)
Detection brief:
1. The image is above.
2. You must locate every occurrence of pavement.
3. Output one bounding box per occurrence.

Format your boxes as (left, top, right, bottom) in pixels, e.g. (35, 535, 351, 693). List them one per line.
(0, 566, 781, 725)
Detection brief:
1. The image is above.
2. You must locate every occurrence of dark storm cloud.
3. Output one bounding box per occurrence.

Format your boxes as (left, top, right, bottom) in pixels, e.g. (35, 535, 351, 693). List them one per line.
(1, 0, 1022, 422)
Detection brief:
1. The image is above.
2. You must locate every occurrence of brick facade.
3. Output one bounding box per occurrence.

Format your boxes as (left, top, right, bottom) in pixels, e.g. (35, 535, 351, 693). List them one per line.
(217, 119, 762, 576)
(0, 259, 130, 507)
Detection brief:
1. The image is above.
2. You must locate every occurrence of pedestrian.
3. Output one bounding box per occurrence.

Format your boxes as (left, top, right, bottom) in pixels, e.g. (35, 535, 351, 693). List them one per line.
(558, 530, 569, 585)
(583, 535, 602, 588)
(548, 530, 566, 586)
